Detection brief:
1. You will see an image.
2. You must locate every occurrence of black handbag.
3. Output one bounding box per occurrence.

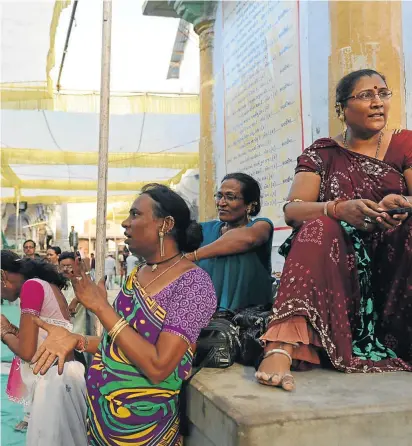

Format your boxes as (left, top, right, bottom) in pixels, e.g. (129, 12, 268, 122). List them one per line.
(181, 306, 272, 436)
(232, 304, 273, 366)
(193, 313, 240, 368)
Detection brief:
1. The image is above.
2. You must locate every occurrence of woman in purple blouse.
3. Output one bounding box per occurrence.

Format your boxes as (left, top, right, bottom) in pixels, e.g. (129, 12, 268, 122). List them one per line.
(30, 184, 217, 446)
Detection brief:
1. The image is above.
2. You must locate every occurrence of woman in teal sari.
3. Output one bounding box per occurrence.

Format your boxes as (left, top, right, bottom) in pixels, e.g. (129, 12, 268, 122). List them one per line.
(186, 173, 274, 311)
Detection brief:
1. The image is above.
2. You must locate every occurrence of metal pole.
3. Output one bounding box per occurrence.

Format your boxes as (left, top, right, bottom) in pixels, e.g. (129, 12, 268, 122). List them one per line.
(93, 0, 112, 336)
(15, 188, 20, 253)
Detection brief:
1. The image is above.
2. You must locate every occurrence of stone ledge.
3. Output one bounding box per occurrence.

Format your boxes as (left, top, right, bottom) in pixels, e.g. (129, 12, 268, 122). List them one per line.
(185, 364, 412, 446)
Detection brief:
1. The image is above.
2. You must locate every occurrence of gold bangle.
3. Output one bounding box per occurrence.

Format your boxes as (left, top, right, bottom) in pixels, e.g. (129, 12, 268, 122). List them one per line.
(193, 250, 199, 262)
(283, 198, 304, 213)
(108, 317, 126, 338)
(111, 322, 128, 343)
(110, 320, 128, 341)
(110, 320, 128, 340)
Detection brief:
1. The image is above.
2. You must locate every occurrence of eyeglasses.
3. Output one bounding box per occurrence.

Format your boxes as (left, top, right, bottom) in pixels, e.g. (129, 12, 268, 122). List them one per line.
(343, 89, 392, 102)
(214, 192, 244, 203)
(23, 245, 35, 250)
(60, 265, 73, 271)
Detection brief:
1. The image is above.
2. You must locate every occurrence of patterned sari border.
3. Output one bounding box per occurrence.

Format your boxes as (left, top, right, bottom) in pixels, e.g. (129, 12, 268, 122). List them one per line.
(271, 299, 411, 373)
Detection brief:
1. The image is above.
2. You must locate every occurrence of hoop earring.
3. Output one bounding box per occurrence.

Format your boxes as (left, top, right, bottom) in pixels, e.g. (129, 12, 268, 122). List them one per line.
(246, 208, 252, 221)
(159, 222, 166, 257)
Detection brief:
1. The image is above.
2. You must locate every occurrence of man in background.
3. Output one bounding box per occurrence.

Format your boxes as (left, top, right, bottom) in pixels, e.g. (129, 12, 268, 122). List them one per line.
(90, 253, 96, 281)
(23, 240, 40, 259)
(126, 249, 139, 277)
(69, 226, 78, 252)
(45, 224, 53, 248)
(37, 222, 47, 251)
(104, 253, 116, 290)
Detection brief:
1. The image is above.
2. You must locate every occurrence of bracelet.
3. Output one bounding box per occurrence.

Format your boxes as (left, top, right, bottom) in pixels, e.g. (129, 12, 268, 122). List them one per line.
(323, 201, 332, 217)
(333, 198, 346, 219)
(108, 318, 129, 341)
(111, 322, 128, 343)
(75, 335, 89, 353)
(401, 194, 410, 203)
(108, 317, 126, 338)
(193, 250, 199, 262)
(1, 324, 19, 343)
(282, 198, 304, 213)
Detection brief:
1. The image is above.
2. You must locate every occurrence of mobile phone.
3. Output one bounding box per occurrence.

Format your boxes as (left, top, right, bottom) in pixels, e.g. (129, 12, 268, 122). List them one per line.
(385, 207, 412, 216)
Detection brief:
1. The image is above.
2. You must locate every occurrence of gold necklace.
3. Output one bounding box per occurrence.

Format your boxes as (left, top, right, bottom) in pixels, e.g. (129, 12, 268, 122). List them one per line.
(343, 129, 383, 159)
(135, 255, 185, 294)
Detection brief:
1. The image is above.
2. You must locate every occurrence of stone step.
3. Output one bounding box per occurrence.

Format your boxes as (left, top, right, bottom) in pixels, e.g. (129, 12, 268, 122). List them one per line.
(185, 364, 412, 446)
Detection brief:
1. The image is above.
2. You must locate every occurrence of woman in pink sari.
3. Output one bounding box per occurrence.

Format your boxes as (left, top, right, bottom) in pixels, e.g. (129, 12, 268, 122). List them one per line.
(256, 69, 412, 391)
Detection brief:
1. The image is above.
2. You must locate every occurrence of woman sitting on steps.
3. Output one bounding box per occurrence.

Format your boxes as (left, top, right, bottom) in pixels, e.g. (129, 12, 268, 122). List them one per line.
(256, 69, 412, 391)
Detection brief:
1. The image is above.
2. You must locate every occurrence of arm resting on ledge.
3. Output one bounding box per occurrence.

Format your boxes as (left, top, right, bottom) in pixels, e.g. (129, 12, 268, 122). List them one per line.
(195, 220, 273, 260)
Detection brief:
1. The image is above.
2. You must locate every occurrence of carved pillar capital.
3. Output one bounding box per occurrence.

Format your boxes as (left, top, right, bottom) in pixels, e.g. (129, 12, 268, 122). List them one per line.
(168, 1, 217, 32)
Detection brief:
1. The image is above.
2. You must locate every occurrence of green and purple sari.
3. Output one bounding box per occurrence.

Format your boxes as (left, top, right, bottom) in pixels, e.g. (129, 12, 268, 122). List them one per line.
(86, 267, 217, 445)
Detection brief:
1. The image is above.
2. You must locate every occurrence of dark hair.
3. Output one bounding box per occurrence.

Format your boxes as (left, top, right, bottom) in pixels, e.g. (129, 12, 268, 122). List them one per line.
(48, 246, 61, 256)
(221, 172, 261, 216)
(335, 69, 387, 116)
(23, 239, 36, 248)
(1, 250, 67, 289)
(141, 183, 203, 252)
(58, 251, 75, 263)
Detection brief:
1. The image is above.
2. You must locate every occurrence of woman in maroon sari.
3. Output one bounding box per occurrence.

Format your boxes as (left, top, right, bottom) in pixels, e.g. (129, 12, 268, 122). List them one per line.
(256, 69, 412, 391)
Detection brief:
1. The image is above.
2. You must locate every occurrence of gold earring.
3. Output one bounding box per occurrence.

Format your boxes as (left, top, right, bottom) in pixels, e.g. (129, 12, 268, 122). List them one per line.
(159, 222, 166, 257)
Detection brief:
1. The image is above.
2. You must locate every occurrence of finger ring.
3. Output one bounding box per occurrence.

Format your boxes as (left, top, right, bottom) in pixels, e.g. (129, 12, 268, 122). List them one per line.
(85, 272, 90, 276)
(364, 216, 372, 223)
(76, 276, 83, 282)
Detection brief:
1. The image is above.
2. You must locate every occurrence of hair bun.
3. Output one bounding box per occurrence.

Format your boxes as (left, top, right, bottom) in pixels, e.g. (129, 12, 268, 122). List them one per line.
(180, 220, 203, 253)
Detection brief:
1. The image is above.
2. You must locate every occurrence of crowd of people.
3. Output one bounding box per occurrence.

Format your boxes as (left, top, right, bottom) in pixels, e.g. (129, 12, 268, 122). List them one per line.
(0, 69, 411, 445)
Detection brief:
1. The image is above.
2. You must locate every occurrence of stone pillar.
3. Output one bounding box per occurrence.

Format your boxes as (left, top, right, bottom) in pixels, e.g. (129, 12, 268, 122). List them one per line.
(328, 1, 405, 136)
(195, 19, 216, 221)
(170, 1, 217, 221)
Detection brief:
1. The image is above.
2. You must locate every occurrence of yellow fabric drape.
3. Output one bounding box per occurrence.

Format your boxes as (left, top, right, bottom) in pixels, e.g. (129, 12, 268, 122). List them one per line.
(1, 91, 200, 115)
(0, 194, 136, 205)
(1, 149, 198, 169)
(47, 0, 71, 97)
(0, 170, 188, 203)
(0, 1, 71, 103)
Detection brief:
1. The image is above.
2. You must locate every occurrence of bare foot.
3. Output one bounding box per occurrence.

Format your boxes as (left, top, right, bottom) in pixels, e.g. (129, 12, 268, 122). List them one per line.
(14, 420, 28, 432)
(255, 342, 295, 391)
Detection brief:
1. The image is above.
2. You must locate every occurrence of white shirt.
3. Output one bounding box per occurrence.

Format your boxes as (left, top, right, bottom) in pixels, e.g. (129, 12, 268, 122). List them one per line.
(126, 255, 139, 276)
(104, 256, 116, 275)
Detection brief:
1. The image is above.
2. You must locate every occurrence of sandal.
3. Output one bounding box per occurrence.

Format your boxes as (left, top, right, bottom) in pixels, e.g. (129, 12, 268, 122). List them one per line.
(14, 420, 28, 432)
(255, 348, 295, 391)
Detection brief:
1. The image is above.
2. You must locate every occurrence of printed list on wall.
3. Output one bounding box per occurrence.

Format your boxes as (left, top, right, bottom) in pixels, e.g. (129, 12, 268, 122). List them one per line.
(223, 1, 303, 229)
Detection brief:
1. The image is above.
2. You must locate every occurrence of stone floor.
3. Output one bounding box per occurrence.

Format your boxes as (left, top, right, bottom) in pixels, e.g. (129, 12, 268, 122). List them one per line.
(185, 364, 412, 446)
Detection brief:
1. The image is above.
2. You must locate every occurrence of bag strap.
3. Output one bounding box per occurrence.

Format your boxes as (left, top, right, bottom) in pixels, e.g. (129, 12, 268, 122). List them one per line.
(190, 346, 216, 379)
(179, 346, 216, 437)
